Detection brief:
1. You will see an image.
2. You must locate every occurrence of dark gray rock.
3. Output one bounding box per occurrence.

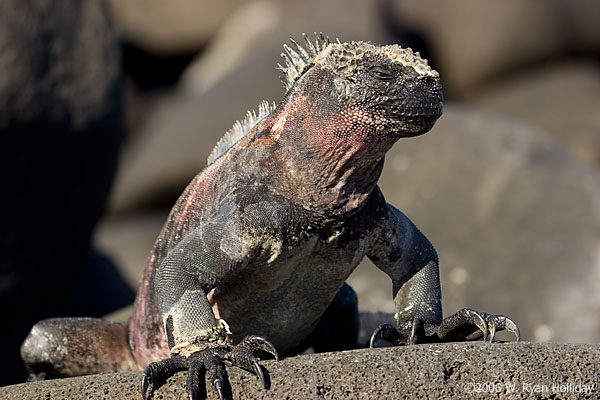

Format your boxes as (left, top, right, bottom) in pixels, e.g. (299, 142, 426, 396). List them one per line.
(0, 0, 121, 130)
(2, 342, 598, 399)
(106, 0, 250, 55)
(0, 0, 129, 386)
(389, 0, 600, 95)
(469, 61, 600, 166)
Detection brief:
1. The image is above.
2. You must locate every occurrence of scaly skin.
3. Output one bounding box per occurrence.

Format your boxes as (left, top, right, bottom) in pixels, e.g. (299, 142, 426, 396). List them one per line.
(21, 34, 518, 399)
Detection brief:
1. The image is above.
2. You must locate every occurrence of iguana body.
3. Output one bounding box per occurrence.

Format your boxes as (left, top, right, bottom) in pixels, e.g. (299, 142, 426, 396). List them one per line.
(22, 34, 518, 399)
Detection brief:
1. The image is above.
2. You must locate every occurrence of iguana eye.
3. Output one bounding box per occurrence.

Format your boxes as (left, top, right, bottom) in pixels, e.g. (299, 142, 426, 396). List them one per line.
(369, 66, 394, 81)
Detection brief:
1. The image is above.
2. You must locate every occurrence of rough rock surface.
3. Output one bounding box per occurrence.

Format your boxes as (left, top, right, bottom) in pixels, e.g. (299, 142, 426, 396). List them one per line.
(2, 343, 598, 399)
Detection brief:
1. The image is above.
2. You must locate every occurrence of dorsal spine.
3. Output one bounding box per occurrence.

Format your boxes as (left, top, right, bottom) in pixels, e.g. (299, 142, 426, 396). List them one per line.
(207, 100, 277, 166)
(207, 34, 331, 166)
(277, 33, 330, 91)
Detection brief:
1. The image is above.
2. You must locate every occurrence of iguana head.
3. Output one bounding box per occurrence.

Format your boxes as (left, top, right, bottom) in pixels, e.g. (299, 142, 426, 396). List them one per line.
(279, 33, 443, 139)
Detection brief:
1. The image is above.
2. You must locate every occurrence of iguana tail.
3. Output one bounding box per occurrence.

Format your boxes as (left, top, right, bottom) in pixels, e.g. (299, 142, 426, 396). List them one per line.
(21, 318, 139, 379)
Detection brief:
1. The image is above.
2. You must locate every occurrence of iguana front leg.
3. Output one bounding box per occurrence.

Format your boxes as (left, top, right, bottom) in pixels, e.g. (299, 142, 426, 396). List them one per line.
(367, 205, 519, 347)
(142, 213, 278, 400)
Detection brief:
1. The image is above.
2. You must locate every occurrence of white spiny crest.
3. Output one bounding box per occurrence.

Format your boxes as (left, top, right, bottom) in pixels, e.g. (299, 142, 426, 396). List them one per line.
(207, 100, 277, 166)
(277, 32, 331, 91)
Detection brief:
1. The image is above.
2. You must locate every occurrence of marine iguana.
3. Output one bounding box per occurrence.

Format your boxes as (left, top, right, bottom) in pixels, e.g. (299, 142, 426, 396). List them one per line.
(21, 33, 519, 399)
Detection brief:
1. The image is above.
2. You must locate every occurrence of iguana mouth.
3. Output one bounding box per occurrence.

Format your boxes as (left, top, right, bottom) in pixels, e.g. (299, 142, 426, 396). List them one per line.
(369, 97, 443, 136)
(394, 103, 443, 119)
(371, 92, 442, 115)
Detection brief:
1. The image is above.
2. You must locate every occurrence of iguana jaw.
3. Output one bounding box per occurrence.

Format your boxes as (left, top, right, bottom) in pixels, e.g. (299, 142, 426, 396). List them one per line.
(346, 97, 443, 139)
(372, 102, 443, 137)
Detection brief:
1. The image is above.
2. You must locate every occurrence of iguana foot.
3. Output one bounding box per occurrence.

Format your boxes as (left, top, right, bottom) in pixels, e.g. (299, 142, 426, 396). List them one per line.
(141, 335, 278, 400)
(370, 308, 519, 347)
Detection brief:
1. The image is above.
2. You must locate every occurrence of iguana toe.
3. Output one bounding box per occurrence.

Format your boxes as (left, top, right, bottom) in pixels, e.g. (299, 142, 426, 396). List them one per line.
(369, 316, 431, 347)
(437, 308, 519, 342)
(369, 323, 406, 347)
(237, 335, 279, 361)
(187, 349, 227, 400)
(473, 314, 520, 343)
(141, 356, 188, 400)
(437, 308, 489, 341)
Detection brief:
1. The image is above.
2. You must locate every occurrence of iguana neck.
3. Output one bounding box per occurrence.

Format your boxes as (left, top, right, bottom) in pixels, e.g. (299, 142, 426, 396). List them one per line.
(264, 88, 394, 217)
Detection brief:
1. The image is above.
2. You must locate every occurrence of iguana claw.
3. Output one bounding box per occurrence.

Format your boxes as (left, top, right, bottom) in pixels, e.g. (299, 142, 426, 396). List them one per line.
(251, 358, 265, 388)
(481, 314, 520, 342)
(141, 375, 148, 400)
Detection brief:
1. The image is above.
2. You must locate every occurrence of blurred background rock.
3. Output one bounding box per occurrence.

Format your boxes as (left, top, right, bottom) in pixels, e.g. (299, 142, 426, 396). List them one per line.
(1, 0, 599, 387)
(0, 0, 132, 387)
